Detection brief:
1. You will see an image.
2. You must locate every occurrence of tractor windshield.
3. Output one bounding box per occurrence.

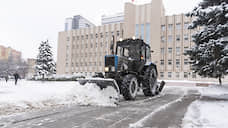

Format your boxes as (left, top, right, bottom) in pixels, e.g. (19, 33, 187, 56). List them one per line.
(117, 47, 129, 57)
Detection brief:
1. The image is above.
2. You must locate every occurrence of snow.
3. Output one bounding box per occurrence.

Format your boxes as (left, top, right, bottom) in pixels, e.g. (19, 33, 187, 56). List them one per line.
(183, 101, 228, 128)
(182, 84, 228, 128)
(0, 80, 118, 117)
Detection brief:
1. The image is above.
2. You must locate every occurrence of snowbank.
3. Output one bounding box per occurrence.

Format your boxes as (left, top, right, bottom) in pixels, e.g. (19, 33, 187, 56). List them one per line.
(182, 84, 228, 128)
(0, 80, 118, 117)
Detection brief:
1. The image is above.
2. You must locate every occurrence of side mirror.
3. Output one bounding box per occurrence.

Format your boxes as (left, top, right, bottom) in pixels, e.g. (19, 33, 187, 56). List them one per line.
(110, 44, 114, 55)
(150, 50, 154, 53)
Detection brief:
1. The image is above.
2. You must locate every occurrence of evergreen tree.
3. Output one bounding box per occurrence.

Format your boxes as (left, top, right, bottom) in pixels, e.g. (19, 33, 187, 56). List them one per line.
(186, 0, 228, 85)
(35, 40, 56, 79)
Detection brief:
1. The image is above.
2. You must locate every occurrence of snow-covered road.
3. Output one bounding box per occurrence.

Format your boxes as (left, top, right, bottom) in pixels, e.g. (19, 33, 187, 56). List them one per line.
(1, 80, 228, 128)
(0, 82, 201, 128)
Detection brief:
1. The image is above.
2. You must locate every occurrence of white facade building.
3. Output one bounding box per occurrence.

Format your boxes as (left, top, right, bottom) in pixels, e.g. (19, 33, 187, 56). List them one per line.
(102, 13, 124, 25)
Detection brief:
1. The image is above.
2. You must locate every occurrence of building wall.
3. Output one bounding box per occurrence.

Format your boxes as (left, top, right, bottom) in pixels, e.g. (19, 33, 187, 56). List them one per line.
(102, 13, 124, 25)
(27, 58, 36, 77)
(57, 23, 124, 75)
(0, 45, 21, 62)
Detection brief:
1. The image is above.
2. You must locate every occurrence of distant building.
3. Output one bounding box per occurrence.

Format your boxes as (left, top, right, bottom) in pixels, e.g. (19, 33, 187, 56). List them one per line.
(57, 0, 228, 81)
(101, 13, 124, 25)
(65, 18, 73, 31)
(0, 45, 21, 62)
(26, 58, 36, 78)
(64, 15, 95, 31)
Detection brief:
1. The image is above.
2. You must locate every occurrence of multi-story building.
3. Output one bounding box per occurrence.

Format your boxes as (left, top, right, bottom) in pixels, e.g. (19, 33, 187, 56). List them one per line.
(102, 13, 124, 25)
(26, 58, 36, 78)
(65, 18, 73, 31)
(64, 15, 95, 31)
(57, 0, 228, 81)
(0, 45, 21, 62)
(57, 23, 124, 76)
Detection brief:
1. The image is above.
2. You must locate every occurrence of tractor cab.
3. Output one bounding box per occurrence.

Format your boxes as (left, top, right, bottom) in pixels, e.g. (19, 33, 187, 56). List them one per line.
(115, 39, 151, 63)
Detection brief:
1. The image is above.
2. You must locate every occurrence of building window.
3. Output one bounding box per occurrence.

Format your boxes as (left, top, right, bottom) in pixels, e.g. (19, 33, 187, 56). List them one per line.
(184, 22, 189, 29)
(161, 25, 166, 31)
(184, 59, 188, 65)
(160, 72, 164, 78)
(168, 72, 172, 78)
(91, 43, 93, 48)
(176, 23, 181, 30)
(95, 33, 98, 38)
(81, 35, 84, 40)
(100, 33, 103, 38)
(73, 36, 76, 41)
(160, 60, 164, 65)
(168, 60, 172, 65)
(168, 35, 172, 43)
(100, 42, 103, 47)
(116, 31, 120, 36)
(192, 73, 196, 78)
(176, 59, 180, 67)
(141, 24, 144, 40)
(184, 47, 189, 53)
(77, 36, 79, 40)
(66, 37, 70, 41)
(184, 72, 188, 78)
(86, 35, 88, 39)
(135, 24, 139, 38)
(90, 34, 93, 39)
(176, 47, 181, 55)
(146, 23, 150, 45)
(176, 72, 180, 78)
(168, 24, 173, 31)
(176, 35, 180, 41)
(161, 36, 165, 43)
(106, 32, 109, 37)
(168, 48, 172, 54)
(184, 34, 189, 41)
(161, 48, 165, 54)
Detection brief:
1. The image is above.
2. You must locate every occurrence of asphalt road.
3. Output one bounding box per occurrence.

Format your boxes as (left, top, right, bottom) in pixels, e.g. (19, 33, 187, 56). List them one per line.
(0, 86, 200, 128)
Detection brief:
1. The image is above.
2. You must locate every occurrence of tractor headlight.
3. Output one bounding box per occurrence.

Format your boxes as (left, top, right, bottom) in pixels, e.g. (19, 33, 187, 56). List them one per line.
(104, 67, 109, 72)
(111, 66, 115, 72)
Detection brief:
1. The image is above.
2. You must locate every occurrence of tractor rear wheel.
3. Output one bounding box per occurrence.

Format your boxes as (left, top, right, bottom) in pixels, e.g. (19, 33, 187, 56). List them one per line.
(122, 74, 138, 100)
(143, 66, 158, 96)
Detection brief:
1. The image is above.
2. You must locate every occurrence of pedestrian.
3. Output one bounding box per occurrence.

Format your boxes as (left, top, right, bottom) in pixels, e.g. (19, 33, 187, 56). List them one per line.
(13, 72, 20, 85)
(5, 75, 9, 83)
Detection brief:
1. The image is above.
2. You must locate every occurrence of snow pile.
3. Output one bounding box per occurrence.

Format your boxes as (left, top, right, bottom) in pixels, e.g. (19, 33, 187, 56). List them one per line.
(0, 80, 118, 116)
(182, 84, 228, 128)
(183, 100, 228, 128)
(199, 84, 228, 99)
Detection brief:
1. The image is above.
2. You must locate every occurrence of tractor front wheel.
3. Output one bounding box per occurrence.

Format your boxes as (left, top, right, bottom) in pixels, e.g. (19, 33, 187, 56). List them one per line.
(122, 74, 138, 100)
(143, 66, 158, 96)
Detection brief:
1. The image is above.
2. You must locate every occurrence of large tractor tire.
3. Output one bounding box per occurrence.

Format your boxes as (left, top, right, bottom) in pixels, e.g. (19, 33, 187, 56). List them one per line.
(122, 74, 138, 100)
(142, 66, 158, 96)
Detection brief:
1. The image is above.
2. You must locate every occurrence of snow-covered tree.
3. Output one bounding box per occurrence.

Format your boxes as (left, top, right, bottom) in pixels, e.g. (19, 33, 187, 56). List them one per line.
(186, 0, 228, 85)
(35, 40, 56, 79)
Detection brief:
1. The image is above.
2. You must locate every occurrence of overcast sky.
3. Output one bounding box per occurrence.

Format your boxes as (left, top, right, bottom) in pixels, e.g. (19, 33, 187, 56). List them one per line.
(0, 0, 201, 60)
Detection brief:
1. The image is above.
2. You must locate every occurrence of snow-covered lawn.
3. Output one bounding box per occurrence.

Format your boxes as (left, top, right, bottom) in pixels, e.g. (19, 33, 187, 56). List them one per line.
(182, 84, 228, 128)
(0, 80, 118, 117)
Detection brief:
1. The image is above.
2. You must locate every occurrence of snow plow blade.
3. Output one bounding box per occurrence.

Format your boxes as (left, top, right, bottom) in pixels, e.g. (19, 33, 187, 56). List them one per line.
(78, 78, 120, 100)
(158, 81, 165, 93)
